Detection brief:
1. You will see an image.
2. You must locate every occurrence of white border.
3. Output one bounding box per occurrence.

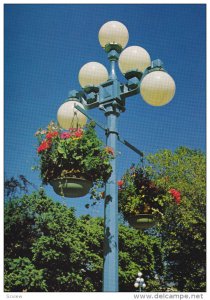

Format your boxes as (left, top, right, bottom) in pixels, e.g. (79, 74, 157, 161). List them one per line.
(1, 1, 208, 299)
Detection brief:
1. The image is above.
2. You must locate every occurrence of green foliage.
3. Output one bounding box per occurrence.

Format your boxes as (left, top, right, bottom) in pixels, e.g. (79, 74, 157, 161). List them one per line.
(4, 192, 163, 292)
(145, 147, 206, 291)
(119, 225, 163, 291)
(35, 121, 113, 185)
(4, 257, 47, 292)
(4, 191, 85, 292)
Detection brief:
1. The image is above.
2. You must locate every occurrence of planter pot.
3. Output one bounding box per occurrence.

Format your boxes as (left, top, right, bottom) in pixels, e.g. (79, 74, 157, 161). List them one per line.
(50, 177, 92, 198)
(127, 214, 156, 230)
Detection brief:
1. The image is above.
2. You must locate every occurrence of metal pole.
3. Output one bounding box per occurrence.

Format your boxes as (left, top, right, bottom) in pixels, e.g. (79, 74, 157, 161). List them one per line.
(103, 59, 119, 292)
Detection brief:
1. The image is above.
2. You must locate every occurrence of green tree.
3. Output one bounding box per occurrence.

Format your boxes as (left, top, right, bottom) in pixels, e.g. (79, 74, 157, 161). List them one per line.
(5, 191, 94, 292)
(4, 257, 47, 292)
(4, 145, 206, 292)
(145, 147, 206, 291)
(4, 191, 163, 292)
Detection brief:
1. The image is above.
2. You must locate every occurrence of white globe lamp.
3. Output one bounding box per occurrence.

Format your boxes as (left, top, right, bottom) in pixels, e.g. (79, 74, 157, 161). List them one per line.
(98, 21, 129, 48)
(78, 62, 108, 88)
(57, 100, 87, 129)
(119, 46, 151, 74)
(140, 71, 176, 106)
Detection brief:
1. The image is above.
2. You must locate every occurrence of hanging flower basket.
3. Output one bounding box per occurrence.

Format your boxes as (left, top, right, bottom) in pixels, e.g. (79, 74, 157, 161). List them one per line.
(118, 164, 166, 230)
(34, 121, 114, 198)
(50, 177, 92, 198)
(126, 214, 156, 230)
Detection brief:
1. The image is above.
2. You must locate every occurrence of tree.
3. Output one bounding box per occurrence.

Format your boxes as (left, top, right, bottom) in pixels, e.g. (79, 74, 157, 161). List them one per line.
(145, 147, 206, 291)
(4, 175, 37, 200)
(5, 190, 89, 292)
(4, 191, 163, 292)
(5, 145, 205, 292)
(4, 257, 47, 292)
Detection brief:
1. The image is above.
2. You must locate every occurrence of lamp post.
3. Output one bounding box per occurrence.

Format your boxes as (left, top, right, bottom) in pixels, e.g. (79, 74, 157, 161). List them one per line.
(134, 272, 146, 292)
(56, 20, 176, 292)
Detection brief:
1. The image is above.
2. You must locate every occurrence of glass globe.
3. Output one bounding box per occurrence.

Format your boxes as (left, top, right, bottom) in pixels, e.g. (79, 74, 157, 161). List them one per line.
(140, 278, 144, 283)
(136, 278, 141, 282)
(98, 20, 129, 48)
(118, 46, 151, 74)
(78, 62, 108, 88)
(57, 100, 87, 129)
(134, 282, 139, 288)
(138, 272, 143, 277)
(142, 283, 146, 289)
(140, 71, 176, 106)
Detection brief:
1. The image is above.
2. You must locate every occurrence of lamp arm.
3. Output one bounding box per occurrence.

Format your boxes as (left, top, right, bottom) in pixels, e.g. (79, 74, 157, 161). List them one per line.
(74, 104, 143, 157)
(120, 83, 140, 100)
(74, 104, 106, 131)
(68, 90, 100, 110)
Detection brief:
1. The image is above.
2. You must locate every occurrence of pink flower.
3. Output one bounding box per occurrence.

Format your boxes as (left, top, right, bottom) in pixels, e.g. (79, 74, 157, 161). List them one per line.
(60, 132, 71, 139)
(69, 128, 77, 131)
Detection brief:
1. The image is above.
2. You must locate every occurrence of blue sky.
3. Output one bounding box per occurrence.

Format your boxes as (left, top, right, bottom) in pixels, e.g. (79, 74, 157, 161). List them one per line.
(4, 4, 206, 216)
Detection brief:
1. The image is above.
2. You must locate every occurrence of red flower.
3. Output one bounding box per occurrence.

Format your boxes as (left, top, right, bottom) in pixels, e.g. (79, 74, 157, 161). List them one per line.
(117, 180, 124, 188)
(105, 146, 114, 156)
(37, 140, 51, 153)
(101, 191, 105, 198)
(46, 131, 58, 139)
(74, 129, 83, 138)
(169, 188, 181, 205)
